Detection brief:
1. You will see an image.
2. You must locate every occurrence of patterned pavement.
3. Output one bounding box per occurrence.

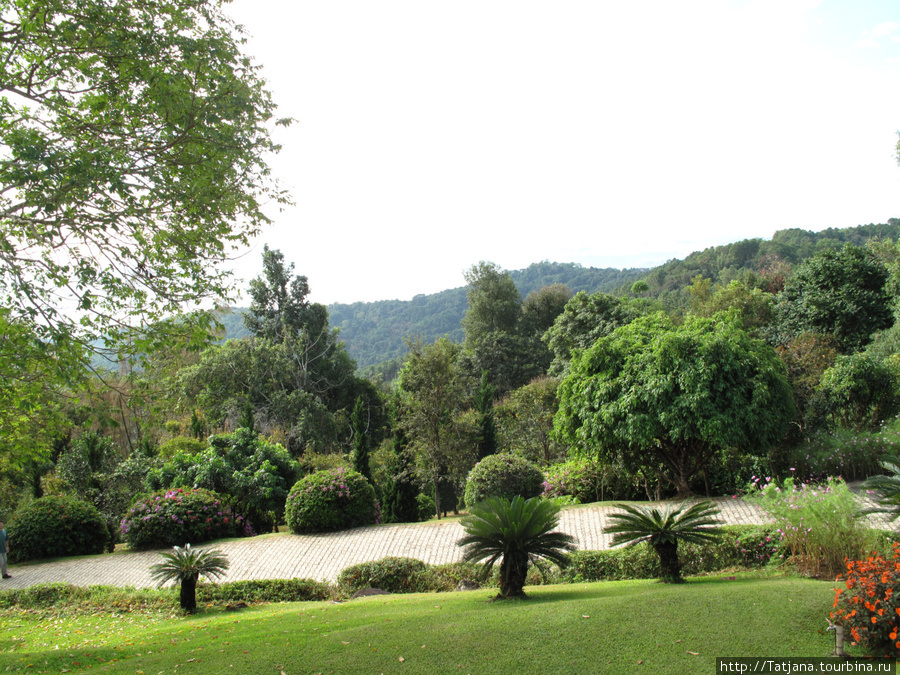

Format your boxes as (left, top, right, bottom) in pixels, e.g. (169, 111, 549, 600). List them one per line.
(0, 496, 780, 590)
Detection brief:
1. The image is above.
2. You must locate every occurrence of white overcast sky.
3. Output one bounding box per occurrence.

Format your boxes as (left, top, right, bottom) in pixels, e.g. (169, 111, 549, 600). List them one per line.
(224, 0, 900, 305)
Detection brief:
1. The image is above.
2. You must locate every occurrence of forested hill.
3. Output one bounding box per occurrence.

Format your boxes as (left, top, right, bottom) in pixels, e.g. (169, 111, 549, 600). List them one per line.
(645, 219, 900, 309)
(217, 220, 900, 371)
(327, 262, 646, 368)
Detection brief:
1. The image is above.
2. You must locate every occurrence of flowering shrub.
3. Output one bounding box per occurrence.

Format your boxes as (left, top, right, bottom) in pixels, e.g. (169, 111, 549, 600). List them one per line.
(747, 476, 874, 578)
(463, 453, 544, 508)
(542, 459, 618, 503)
(831, 543, 900, 656)
(285, 468, 377, 534)
(8, 495, 108, 562)
(789, 421, 900, 482)
(120, 488, 244, 550)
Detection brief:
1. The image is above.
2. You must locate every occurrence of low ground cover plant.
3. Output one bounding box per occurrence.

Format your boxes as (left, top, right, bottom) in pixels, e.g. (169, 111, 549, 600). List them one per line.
(338, 557, 431, 594)
(8, 494, 108, 562)
(747, 476, 874, 578)
(120, 488, 242, 550)
(197, 578, 337, 604)
(285, 467, 377, 533)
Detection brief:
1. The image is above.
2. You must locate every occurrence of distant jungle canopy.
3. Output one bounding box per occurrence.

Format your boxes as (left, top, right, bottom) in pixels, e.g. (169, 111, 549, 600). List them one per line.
(217, 220, 900, 371)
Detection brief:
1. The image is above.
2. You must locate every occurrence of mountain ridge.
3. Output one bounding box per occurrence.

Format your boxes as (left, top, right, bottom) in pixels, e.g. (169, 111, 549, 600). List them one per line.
(218, 220, 900, 370)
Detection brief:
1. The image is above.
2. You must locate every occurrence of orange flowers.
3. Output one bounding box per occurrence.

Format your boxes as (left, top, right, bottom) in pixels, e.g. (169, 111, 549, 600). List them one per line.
(832, 543, 900, 656)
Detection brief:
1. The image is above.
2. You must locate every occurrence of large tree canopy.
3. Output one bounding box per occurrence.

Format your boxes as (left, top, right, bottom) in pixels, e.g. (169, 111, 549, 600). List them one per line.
(555, 312, 795, 496)
(775, 243, 893, 353)
(0, 0, 289, 358)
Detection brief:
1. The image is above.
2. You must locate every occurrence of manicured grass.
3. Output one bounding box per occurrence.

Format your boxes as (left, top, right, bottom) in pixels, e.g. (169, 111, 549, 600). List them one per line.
(0, 575, 841, 674)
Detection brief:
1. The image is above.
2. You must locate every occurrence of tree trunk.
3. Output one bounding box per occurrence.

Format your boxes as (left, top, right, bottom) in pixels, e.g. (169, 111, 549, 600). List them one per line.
(653, 541, 683, 583)
(180, 574, 199, 612)
(498, 553, 528, 598)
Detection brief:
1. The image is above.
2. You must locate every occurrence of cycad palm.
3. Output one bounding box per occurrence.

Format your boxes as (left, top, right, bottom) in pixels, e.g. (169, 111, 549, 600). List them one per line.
(457, 496, 576, 599)
(149, 544, 230, 612)
(860, 455, 900, 521)
(604, 500, 722, 583)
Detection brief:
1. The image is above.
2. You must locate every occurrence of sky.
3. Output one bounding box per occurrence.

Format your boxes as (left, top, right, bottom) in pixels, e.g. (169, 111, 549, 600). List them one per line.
(223, 0, 900, 305)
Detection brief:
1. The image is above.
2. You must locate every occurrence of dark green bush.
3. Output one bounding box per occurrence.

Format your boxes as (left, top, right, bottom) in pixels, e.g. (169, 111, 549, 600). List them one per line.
(427, 561, 487, 592)
(120, 488, 242, 550)
(158, 435, 207, 460)
(808, 354, 900, 432)
(463, 453, 544, 508)
(337, 556, 431, 594)
(197, 578, 337, 604)
(8, 495, 108, 562)
(285, 468, 377, 534)
(416, 492, 435, 521)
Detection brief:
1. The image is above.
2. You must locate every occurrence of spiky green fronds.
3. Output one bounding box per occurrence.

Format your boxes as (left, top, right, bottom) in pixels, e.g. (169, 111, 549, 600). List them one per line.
(457, 496, 576, 597)
(149, 544, 230, 587)
(605, 500, 723, 549)
(861, 455, 900, 521)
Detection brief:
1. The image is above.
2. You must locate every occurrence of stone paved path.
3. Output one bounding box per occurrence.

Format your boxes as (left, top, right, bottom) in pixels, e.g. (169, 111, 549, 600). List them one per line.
(0, 496, 788, 590)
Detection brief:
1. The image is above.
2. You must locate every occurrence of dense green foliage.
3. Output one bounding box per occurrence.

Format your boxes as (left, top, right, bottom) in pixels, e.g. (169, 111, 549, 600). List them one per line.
(463, 453, 544, 508)
(328, 262, 645, 369)
(285, 468, 377, 534)
(556, 312, 795, 496)
(495, 376, 564, 465)
(0, 0, 289, 401)
(776, 243, 894, 353)
(398, 337, 473, 518)
(380, 431, 423, 524)
(120, 488, 241, 550)
(337, 557, 431, 594)
(457, 496, 575, 598)
(807, 354, 900, 431)
(8, 494, 108, 561)
(544, 291, 644, 375)
(642, 221, 900, 309)
(148, 428, 299, 533)
(197, 578, 337, 604)
(542, 458, 621, 503)
(207, 223, 900, 374)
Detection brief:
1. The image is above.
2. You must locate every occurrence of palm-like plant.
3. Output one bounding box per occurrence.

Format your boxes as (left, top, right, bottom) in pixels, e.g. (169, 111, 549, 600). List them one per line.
(860, 455, 900, 521)
(457, 496, 576, 599)
(604, 500, 722, 583)
(149, 544, 230, 612)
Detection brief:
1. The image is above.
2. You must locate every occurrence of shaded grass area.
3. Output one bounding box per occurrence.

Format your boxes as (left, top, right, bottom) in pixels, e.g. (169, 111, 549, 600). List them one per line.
(0, 575, 839, 674)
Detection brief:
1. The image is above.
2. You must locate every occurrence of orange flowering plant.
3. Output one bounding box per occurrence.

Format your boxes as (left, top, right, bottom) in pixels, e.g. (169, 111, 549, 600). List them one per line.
(831, 542, 900, 656)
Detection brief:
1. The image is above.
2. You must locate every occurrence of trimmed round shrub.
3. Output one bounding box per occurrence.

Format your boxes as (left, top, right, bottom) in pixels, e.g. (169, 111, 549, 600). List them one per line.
(543, 459, 609, 503)
(120, 488, 241, 550)
(463, 453, 544, 508)
(285, 468, 376, 534)
(8, 495, 108, 562)
(337, 556, 430, 594)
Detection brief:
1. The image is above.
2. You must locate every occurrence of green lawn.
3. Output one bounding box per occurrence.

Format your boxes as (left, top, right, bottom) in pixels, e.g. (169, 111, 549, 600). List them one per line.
(0, 575, 845, 674)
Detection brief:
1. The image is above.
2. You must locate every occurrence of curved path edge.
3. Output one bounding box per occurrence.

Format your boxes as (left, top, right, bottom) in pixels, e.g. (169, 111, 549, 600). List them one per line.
(0, 495, 888, 589)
